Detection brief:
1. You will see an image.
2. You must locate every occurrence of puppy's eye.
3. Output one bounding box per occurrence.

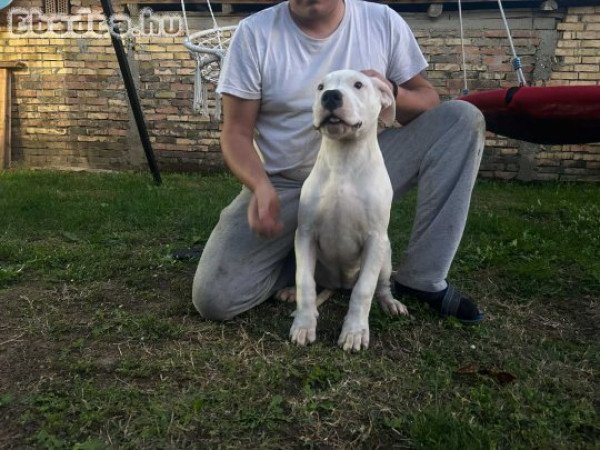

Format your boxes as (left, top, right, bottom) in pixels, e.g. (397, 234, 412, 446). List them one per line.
(317, 83, 324, 91)
(354, 81, 363, 89)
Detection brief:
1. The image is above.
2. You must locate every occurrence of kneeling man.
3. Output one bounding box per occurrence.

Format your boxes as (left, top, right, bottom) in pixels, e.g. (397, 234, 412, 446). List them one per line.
(192, 0, 486, 324)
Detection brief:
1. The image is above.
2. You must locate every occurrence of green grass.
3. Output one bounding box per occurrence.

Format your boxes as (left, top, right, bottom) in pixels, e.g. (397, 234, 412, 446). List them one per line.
(0, 170, 598, 449)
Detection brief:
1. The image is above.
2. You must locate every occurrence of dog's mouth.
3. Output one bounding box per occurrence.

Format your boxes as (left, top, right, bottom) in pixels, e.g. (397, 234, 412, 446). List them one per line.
(316, 114, 362, 130)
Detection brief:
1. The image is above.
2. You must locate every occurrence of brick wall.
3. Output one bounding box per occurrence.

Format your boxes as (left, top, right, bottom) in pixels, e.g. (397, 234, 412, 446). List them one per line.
(536, 6, 600, 181)
(1, 0, 130, 169)
(0, 2, 599, 180)
(411, 14, 546, 181)
(135, 34, 224, 171)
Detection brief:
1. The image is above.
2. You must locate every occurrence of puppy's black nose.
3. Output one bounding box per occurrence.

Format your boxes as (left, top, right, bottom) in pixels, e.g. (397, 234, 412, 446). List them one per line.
(321, 89, 343, 111)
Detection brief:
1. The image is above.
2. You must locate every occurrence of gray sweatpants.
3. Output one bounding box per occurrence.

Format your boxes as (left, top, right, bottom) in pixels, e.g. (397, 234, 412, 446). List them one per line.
(192, 100, 485, 320)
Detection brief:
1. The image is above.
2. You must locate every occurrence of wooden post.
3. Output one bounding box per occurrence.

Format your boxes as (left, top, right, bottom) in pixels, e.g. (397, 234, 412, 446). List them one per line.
(0, 62, 25, 170)
(0, 68, 9, 170)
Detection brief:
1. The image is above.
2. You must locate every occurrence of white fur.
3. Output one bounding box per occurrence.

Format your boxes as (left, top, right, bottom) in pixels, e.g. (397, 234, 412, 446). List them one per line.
(290, 70, 408, 352)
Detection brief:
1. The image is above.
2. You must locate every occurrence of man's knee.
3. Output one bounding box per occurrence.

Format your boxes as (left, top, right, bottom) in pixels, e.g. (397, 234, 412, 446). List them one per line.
(191, 260, 274, 321)
(192, 280, 237, 321)
(191, 259, 240, 321)
(440, 100, 485, 131)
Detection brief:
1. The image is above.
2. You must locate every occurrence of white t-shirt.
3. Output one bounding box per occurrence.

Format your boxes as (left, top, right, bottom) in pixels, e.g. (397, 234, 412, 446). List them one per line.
(216, 0, 428, 175)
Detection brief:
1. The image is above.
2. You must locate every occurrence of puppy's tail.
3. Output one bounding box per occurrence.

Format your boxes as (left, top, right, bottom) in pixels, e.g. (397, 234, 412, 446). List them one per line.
(316, 289, 334, 308)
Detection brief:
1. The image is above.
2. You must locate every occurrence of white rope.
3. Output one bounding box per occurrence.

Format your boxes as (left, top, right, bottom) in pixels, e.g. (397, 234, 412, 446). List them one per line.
(180, 0, 203, 113)
(179, 0, 230, 116)
(496, 0, 527, 86)
(205, 0, 223, 49)
(194, 57, 204, 113)
(457, 0, 469, 95)
(179, 0, 190, 37)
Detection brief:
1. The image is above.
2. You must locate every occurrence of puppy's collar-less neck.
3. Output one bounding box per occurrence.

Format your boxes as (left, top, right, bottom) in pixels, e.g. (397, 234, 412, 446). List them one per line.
(317, 138, 384, 180)
(318, 127, 382, 163)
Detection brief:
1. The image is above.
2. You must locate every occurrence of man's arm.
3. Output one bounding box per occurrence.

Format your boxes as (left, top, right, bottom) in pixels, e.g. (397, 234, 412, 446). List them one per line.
(220, 93, 264, 190)
(221, 94, 283, 238)
(395, 73, 440, 125)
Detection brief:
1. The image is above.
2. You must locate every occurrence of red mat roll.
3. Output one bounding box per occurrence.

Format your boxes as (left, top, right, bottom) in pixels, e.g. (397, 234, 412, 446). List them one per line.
(458, 86, 600, 144)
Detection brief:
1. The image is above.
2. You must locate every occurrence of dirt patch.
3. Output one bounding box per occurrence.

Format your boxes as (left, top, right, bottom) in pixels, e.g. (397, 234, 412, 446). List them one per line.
(1, 284, 62, 447)
(0, 279, 193, 446)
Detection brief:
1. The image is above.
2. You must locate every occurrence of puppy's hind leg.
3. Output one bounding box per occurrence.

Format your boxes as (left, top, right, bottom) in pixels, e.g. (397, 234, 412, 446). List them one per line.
(275, 287, 296, 303)
(376, 240, 408, 317)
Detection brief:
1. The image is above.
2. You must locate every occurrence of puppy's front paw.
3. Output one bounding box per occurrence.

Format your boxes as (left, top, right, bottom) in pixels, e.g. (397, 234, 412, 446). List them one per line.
(378, 296, 409, 317)
(290, 311, 317, 346)
(338, 319, 369, 352)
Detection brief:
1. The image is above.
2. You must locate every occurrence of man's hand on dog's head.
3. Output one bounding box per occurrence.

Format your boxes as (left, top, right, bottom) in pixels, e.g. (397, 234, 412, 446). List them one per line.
(248, 180, 284, 239)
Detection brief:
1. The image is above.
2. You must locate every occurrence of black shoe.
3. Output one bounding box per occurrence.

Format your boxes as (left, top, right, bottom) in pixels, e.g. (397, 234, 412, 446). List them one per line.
(393, 280, 484, 324)
(170, 246, 204, 261)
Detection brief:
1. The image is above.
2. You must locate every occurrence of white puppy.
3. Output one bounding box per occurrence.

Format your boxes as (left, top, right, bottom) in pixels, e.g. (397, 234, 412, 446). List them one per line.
(290, 69, 408, 352)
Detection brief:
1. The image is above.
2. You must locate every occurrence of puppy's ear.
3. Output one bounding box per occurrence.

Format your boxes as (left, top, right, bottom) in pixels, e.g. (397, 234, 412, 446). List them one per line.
(371, 78, 396, 127)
